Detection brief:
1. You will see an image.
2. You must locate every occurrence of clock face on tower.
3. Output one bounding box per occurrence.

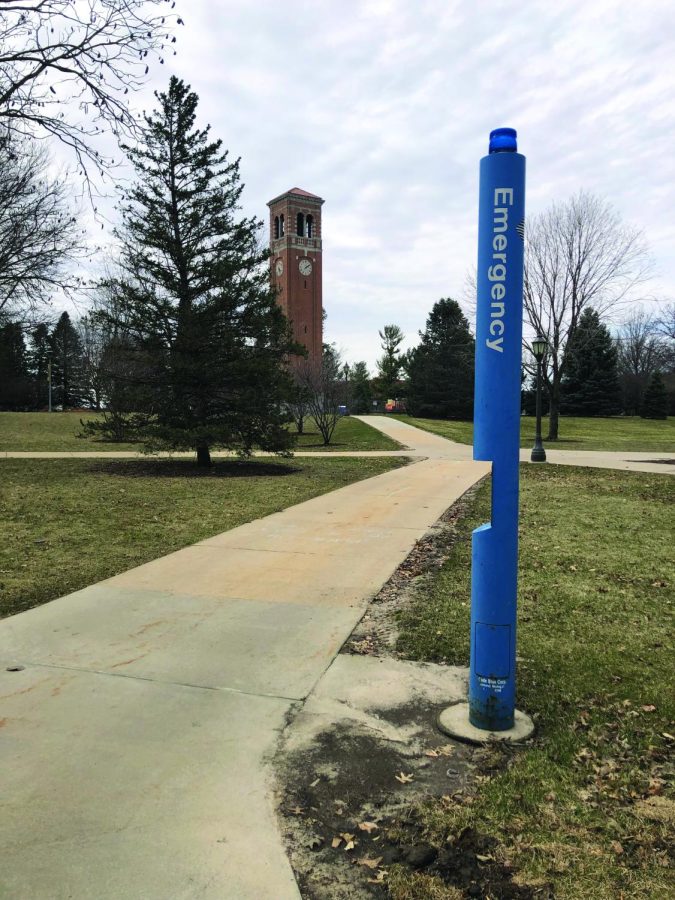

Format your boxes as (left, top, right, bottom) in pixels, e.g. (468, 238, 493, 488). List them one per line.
(275, 259, 284, 276)
(299, 258, 313, 276)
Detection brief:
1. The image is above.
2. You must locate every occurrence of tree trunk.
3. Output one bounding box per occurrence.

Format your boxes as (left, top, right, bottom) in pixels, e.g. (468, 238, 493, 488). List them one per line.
(547, 380, 560, 441)
(196, 443, 212, 467)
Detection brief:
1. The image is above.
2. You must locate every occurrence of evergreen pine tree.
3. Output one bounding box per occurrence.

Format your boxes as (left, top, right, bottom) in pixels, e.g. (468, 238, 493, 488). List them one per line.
(406, 298, 475, 419)
(375, 325, 404, 401)
(350, 361, 373, 414)
(0, 321, 31, 409)
(28, 323, 51, 408)
(50, 312, 85, 408)
(96, 77, 299, 465)
(561, 308, 621, 416)
(640, 371, 668, 420)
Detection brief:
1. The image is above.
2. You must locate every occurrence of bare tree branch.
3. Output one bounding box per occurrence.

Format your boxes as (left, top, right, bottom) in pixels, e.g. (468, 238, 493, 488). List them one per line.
(654, 301, 675, 341)
(0, 133, 87, 317)
(0, 0, 181, 185)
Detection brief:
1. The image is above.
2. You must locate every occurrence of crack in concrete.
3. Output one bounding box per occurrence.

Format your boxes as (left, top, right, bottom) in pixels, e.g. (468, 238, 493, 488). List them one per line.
(3, 659, 305, 704)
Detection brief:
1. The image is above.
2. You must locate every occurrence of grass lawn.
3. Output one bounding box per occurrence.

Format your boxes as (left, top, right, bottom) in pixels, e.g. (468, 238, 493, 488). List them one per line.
(0, 411, 400, 453)
(402, 414, 675, 453)
(293, 415, 401, 451)
(0, 455, 406, 618)
(392, 466, 674, 899)
(0, 411, 141, 451)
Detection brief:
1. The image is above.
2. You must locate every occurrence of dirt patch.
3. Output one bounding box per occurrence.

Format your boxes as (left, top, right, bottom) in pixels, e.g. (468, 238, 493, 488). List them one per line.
(275, 707, 544, 899)
(278, 708, 478, 897)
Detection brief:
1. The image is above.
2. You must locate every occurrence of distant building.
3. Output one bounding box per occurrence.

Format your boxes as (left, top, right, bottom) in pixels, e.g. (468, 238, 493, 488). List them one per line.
(268, 187, 324, 365)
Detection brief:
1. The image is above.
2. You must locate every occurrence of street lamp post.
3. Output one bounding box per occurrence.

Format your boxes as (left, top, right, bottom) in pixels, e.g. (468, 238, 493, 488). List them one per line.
(530, 336, 547, 462)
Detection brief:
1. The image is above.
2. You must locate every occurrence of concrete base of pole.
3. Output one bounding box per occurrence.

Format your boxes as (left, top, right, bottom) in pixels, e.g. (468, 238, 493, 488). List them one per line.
(437, 701, 535, 745)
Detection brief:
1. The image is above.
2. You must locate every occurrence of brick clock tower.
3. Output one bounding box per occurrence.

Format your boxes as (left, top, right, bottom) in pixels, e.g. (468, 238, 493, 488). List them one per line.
(267, 187, 324, 364)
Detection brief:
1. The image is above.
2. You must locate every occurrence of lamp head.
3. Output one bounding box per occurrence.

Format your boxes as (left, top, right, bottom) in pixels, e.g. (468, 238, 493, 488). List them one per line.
(532, 336, 547, 361)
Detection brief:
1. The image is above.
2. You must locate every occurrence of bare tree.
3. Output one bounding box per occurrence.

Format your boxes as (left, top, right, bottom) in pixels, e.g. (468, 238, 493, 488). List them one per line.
(654, 302, 675, 341)
(299, 346, 345, 446)
(0, 0, 181, 181)
(615, 310, 669, 415)
(287, 373, 311, 435)
(0, 135, 85, 317)
(616, 310, 666, 378)
(523, 191, 651, 439)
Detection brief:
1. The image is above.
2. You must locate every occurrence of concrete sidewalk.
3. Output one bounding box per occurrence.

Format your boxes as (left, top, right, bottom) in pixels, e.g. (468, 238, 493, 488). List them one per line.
(3, 415, 673, 474)
(355, 415, 675, 475)
(0, 448, 488, 899)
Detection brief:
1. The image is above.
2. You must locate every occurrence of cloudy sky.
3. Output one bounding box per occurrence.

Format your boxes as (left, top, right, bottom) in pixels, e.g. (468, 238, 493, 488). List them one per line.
(64, 0, 675, 370)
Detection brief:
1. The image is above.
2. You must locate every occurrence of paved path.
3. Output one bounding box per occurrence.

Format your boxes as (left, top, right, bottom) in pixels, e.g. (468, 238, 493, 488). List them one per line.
(355, 415, 675, 475)
(0, 432, 488, 898)
(3, 416, 673, 474)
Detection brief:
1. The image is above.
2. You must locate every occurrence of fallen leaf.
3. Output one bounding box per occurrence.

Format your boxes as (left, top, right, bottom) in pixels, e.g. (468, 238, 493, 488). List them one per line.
(331, 836, 342, 849)
(341, 832, 357, 851)
(289, 806, 305, 815)
(310, 777, 320, 787)
(395, 772, 414, 784)
(476, 853, 494, 862)
(641, 704, 656, 713)
(358, 822, 378, 833)
(610, 841, 624, 855)
(425, 744, 455, 758)
(357, 855, 383, 869)
(662, 732, 675, 742)
(367, 870, 387, 884)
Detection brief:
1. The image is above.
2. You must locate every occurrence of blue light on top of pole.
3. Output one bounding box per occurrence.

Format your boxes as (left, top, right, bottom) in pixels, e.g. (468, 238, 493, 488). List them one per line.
(489, 127, 518, 154)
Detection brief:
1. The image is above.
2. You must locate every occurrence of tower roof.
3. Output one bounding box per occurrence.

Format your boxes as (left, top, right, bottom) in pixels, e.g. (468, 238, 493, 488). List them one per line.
(267, 187, 324, 206)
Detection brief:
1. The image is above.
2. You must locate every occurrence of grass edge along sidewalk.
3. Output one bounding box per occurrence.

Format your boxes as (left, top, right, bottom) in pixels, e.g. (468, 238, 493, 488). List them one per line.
(403, 413, 675, 453)
(0, 455, 407, 619)
(390, 465, 674, 900)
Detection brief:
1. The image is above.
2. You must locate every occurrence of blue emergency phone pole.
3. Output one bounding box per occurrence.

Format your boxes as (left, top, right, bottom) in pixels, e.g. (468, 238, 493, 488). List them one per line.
(469, 127, 526, 731)
(438, 128, 533, 743)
